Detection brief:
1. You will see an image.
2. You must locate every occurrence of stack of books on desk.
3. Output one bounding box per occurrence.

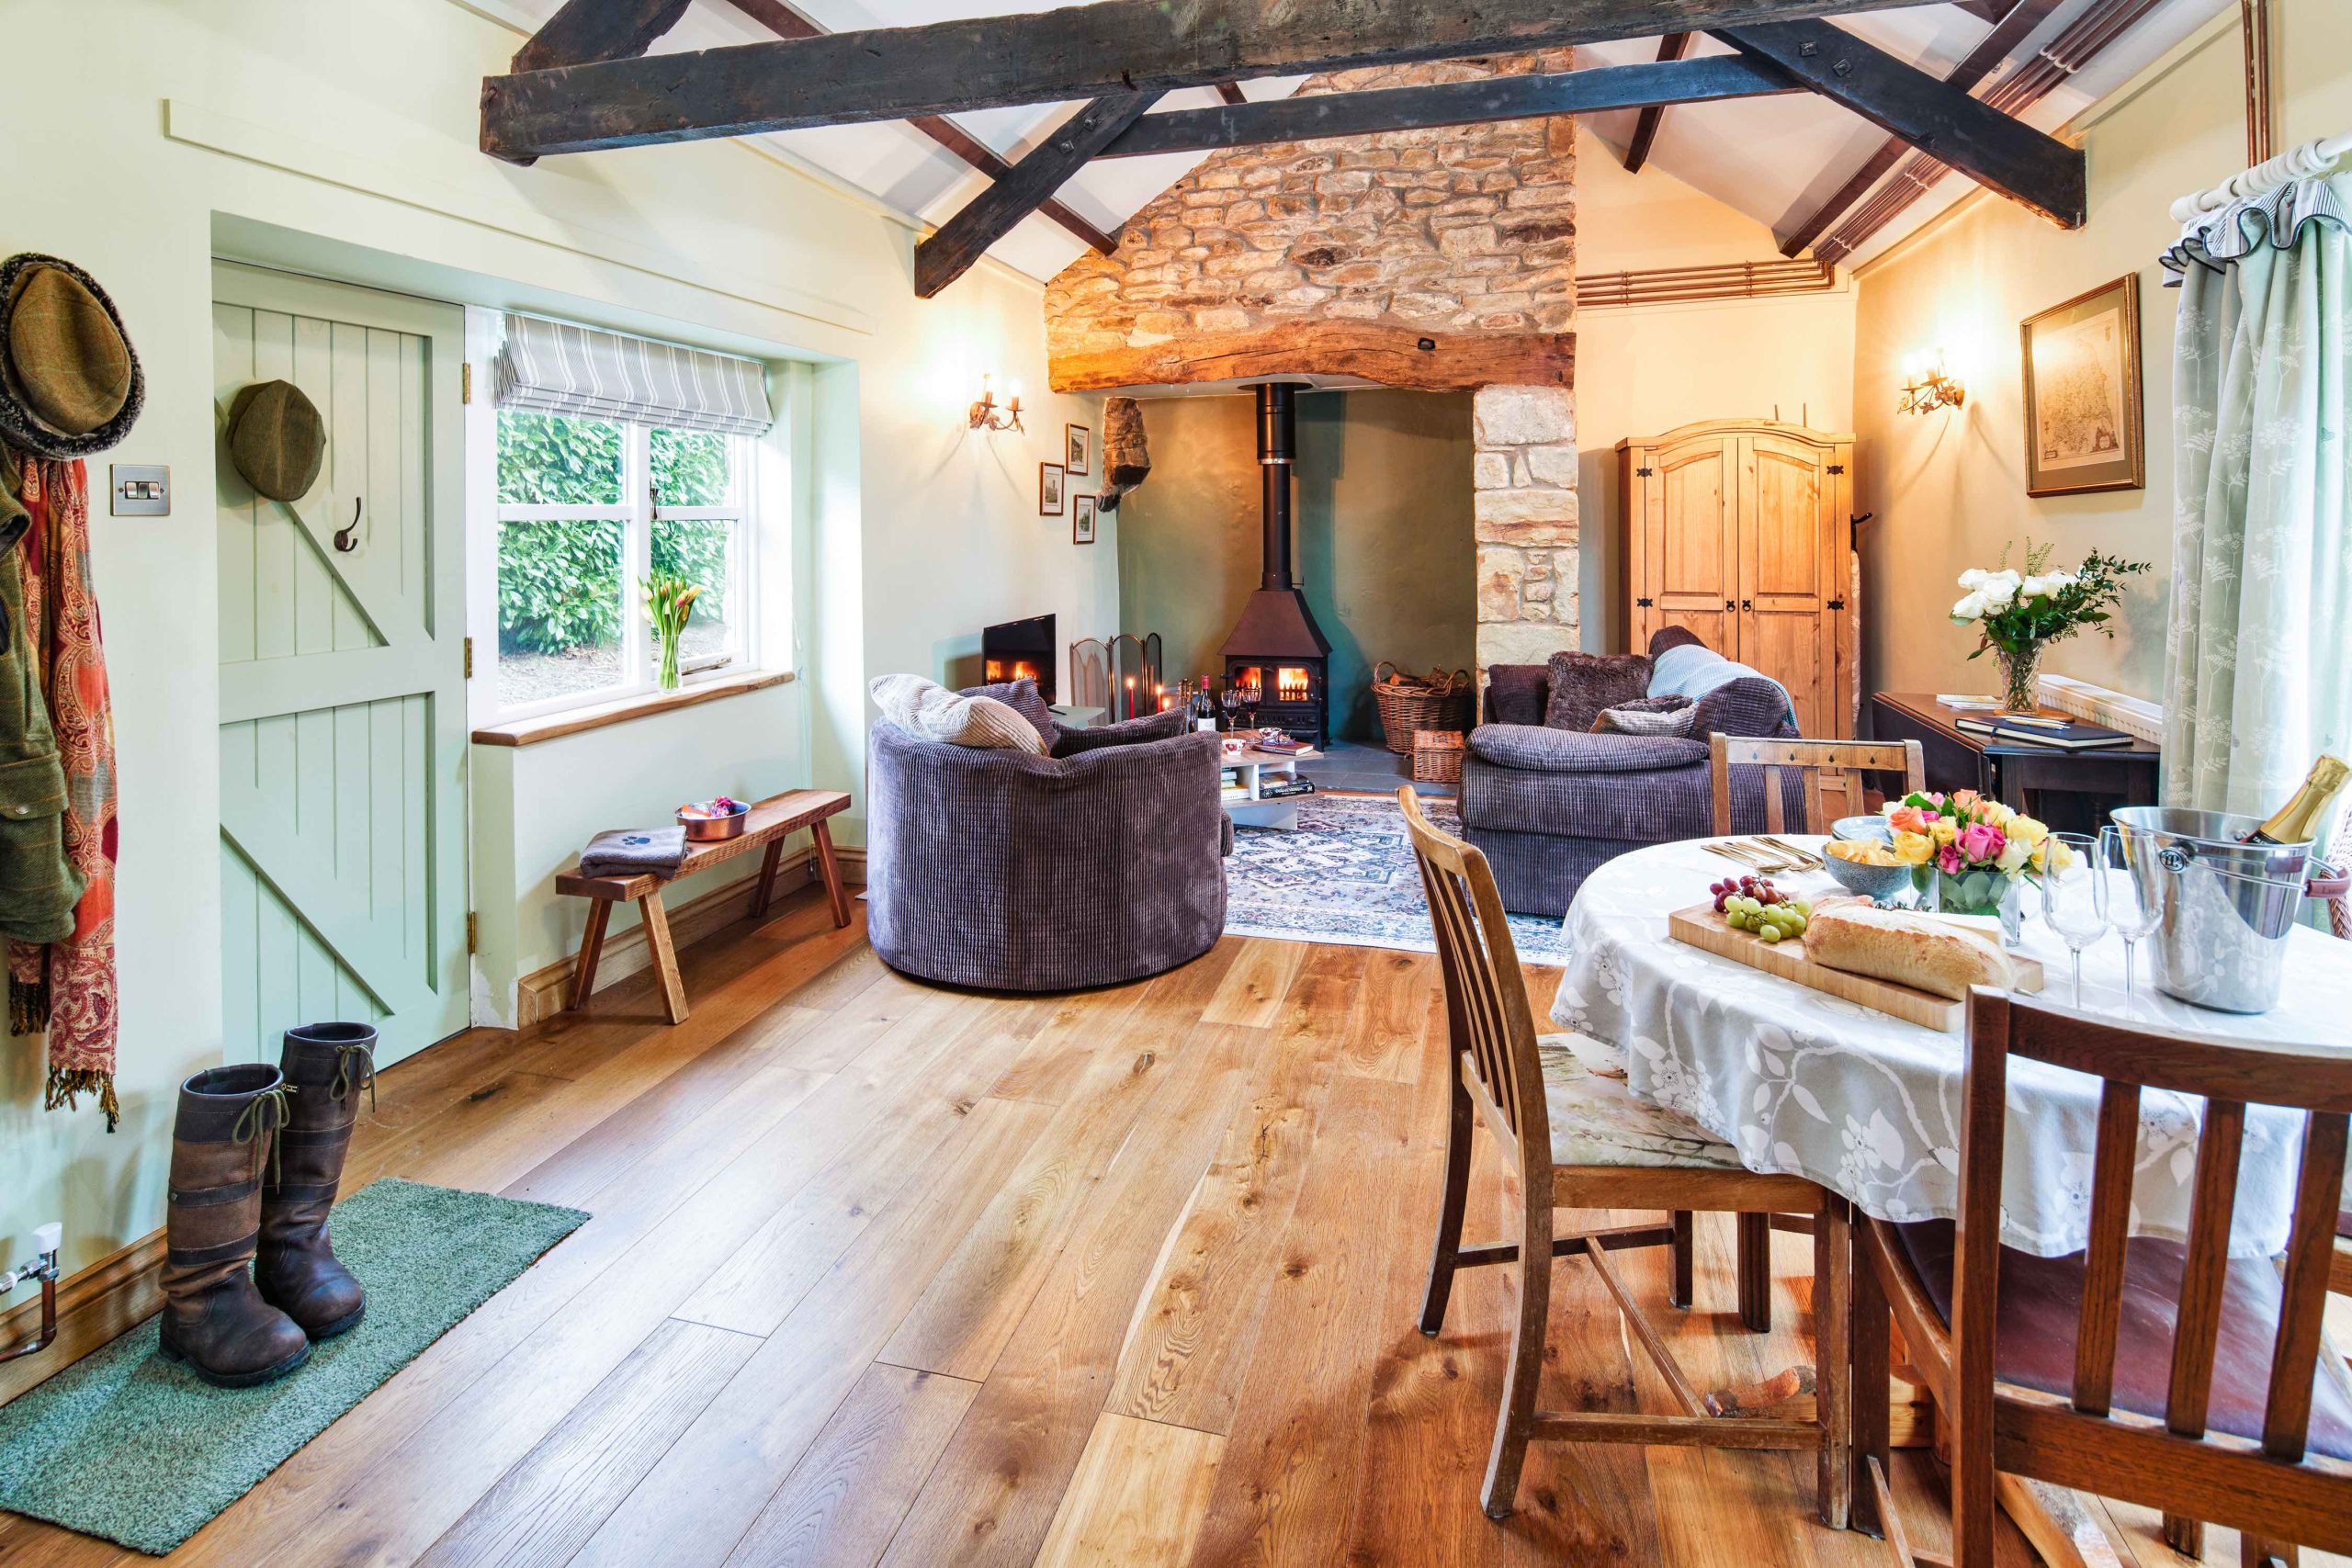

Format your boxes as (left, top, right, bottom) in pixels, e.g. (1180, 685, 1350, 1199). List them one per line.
(1954, 713, 2136, 750)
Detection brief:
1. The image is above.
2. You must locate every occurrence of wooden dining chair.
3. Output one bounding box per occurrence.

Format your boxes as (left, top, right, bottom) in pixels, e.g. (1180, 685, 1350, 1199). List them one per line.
(1709, 734, 1928, 838)
(1400, 787, 1853, 1525)
(1850, 990, 2352, 1568)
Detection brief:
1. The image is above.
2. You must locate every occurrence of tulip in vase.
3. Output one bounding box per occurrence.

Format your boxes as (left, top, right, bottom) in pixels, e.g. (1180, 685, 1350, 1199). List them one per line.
(645, 570, 701, 692)
(1948, 543, 2147, 713)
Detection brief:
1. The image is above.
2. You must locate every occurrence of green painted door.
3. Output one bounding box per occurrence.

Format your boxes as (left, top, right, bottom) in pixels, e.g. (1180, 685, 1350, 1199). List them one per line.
(212, 264, 469, 1069)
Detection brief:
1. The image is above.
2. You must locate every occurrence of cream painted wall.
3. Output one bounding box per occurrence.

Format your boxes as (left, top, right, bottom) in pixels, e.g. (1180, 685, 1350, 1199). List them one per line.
(0, 0, 1115, 1287)
(1849, 0, 2352, 705)
(1571, 127, 1858, 652)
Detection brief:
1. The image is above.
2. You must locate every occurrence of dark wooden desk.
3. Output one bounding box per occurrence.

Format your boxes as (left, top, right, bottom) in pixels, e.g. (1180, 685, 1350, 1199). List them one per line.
(1870, 692, 2160, 834)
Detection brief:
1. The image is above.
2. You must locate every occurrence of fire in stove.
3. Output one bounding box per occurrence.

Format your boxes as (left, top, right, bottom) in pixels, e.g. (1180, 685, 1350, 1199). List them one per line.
(1218, 385, 1331, 747)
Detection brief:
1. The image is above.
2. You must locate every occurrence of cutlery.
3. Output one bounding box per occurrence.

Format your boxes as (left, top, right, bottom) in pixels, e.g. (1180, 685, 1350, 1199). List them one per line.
(1757, 835, 1825, 870)
(1707, 841, 1793, 873)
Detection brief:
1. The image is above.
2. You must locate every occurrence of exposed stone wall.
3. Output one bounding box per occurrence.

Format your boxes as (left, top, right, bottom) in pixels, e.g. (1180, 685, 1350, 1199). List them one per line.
(1473, 384, 1579, 667)
(1044, 51, 1577, 352)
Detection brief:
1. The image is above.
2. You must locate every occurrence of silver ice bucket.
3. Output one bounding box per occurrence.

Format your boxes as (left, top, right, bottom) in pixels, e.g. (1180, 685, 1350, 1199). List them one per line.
(2110, 806, 2341, 1013)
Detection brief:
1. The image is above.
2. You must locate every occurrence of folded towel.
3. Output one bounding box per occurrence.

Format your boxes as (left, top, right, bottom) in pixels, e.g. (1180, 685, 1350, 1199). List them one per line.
(579, 826, 687, 880)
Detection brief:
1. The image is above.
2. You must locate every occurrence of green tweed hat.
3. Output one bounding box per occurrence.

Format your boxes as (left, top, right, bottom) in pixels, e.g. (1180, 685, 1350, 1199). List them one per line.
(226, 379, 326, 503)
(0, 254, 143, 460)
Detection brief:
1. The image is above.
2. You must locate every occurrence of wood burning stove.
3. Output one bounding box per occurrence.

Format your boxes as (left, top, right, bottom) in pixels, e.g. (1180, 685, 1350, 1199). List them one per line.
(981, 614, 1056, 703)
(1220, 384, 1331, 746)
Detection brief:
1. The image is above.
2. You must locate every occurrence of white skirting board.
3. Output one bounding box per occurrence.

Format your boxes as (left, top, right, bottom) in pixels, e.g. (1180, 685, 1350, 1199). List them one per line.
(514, 843, 866, 1028)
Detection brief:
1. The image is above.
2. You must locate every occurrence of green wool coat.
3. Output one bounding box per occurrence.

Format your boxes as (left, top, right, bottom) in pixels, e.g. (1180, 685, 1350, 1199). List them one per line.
(0, 537, 83, 944)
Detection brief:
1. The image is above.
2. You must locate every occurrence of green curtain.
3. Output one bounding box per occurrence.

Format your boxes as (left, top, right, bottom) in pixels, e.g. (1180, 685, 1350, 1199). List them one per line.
(2162, 177, 2352, 827)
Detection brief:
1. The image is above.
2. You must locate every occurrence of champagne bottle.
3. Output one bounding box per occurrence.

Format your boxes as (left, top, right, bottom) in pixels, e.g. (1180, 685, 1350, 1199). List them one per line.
(2237, 754, 2350, 845)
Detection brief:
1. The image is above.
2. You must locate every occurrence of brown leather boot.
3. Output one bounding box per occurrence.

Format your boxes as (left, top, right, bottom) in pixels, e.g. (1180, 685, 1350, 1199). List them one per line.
(159, 1064, 311, 1387)
(256, 1022, 374, 1340)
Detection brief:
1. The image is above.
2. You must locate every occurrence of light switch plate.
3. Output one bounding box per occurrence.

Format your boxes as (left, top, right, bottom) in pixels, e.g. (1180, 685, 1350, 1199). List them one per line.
(110, 464, 170, 516)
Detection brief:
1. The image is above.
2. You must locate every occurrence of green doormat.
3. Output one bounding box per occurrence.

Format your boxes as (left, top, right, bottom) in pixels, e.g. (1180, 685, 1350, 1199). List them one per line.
(0, 1178, 588, 1555)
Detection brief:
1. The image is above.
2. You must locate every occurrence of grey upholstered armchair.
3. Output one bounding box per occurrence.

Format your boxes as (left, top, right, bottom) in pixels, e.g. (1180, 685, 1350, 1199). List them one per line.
(865, 709, 1229, 992)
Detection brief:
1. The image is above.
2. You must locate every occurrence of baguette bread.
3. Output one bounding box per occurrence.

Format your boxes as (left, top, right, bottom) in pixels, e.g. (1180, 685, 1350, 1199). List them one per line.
(1800, 901, 2018, 1000)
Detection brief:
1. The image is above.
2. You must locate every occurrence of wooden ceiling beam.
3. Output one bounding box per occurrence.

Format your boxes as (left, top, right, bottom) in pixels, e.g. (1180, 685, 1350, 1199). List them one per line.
(717, 0, 1118, 256)
(1773, 0, 2060, 256)
(1097, 54, 1799, 160)
(915, 91, 1163, 298)
(481, 0, 1934, 160)
(1621, 32, 1694, 174)
(511, 0, 692, 73)
(1715, 18, 2084, 229)
(1216, 83, 1249, 106)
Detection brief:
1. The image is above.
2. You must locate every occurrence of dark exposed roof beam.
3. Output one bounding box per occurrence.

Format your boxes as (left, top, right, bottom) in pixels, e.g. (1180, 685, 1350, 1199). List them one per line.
(716, 0, 1119, 255)
(481, 0, 1940, 160)
(1715, 18, 2084, 229)
(1622, 32, 1694, 173)
(1216, 83, 1249, 106)
(512, 0, 691, 73)
(1097, 54, 1800, 161)
(915, 91, 1164, 298)
(1774, 0, 2061, 256)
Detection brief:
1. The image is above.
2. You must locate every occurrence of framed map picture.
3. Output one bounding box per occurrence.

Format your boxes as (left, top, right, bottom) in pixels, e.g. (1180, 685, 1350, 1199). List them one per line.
(1072, 493, 1096, 544)
(2019, 275, 2143, 496)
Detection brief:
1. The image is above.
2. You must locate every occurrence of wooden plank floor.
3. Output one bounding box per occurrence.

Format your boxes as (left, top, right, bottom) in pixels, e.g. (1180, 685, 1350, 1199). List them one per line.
(0, 886, 2336, 1568)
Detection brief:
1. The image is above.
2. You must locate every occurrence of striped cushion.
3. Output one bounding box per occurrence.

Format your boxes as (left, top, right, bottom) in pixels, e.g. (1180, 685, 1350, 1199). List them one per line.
(1538, 1034, 1741, 1169)
(871, 674, 1048, 755)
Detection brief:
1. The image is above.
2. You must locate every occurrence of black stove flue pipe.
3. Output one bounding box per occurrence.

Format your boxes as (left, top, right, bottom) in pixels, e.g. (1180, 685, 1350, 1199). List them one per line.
(1256, 382, 1295, 592)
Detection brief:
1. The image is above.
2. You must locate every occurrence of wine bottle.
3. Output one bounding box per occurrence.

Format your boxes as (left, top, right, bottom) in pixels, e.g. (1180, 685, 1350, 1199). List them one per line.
(2237, 754, 2350, 845)
(1192, 679, 1219, 732)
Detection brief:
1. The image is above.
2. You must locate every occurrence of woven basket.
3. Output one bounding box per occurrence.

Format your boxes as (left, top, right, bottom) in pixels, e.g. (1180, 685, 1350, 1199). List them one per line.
(1411, 729, 1465, 784)
(1372, 662, 1474, 755)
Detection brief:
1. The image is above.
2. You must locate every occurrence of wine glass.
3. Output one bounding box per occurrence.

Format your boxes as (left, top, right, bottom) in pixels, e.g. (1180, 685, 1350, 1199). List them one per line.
(1218, 686, 1243, 733)
(2096, 823, 2165, 999)
(2040, 831, 2108, 1006)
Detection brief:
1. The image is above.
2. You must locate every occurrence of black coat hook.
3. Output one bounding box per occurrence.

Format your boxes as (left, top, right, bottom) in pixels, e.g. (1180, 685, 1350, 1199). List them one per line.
(334, 498, 362, 553)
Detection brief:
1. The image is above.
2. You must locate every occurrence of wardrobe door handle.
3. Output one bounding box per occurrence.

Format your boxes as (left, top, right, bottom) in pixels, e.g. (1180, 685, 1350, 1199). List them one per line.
(1741, 599, 1753, 611)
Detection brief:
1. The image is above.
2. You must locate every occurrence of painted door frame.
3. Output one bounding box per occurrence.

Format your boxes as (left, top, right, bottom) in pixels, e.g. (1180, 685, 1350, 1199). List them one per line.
(213, 261, 469, 1066)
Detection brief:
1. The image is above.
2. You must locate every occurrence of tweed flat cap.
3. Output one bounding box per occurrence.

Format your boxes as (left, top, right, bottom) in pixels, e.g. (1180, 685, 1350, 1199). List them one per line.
(0, 254, 143, 459)
(226, 380, 326, 503)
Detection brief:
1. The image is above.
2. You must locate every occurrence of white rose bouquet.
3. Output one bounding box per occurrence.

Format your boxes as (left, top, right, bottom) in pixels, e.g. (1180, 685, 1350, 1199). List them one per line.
(1948, 541, 2147, 711)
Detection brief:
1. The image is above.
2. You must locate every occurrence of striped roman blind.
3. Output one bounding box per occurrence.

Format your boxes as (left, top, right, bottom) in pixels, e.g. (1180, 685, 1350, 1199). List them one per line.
(493, 313, 773, 436)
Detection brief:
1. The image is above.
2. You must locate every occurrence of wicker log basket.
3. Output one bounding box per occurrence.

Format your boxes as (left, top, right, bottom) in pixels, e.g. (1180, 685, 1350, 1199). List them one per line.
(1371, 662, 1473, 755)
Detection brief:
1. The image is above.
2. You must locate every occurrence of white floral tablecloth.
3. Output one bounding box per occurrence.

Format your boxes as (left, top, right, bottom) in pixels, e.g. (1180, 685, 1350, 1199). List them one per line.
(1549, 838, 2352, 1258)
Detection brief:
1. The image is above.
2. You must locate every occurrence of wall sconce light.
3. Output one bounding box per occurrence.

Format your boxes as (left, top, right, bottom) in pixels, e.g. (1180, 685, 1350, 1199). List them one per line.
(1898, 350, 1965, 416)
(968, 373, 1023, 432)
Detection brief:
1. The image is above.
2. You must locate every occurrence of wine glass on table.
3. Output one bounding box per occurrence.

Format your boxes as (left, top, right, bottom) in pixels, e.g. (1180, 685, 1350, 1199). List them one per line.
(2096, 823, 2164, 1000)
(2040, 831, 2108, 1007)
(1218, 686, 1243, 735)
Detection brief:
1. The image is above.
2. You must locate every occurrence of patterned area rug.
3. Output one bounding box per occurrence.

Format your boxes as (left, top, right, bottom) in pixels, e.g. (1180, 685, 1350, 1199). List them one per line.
(1226, 792, 1569, 963)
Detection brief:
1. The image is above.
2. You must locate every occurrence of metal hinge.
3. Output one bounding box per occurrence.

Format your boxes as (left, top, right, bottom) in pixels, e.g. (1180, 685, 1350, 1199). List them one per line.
(461, 363, 472, 405)
(464, 637, 474, 679)
(1826, 463, 1845, 475)
(1635, 466, 1655, 478)
(466, 912, 479, 953)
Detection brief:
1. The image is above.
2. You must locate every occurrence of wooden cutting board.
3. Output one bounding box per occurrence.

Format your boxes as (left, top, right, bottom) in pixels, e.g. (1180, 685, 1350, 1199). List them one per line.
(1667, 902, 2042, 1033)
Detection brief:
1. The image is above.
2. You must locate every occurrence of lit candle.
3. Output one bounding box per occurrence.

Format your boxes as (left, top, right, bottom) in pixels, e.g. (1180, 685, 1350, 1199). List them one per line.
(1125, 675, 1136, 720)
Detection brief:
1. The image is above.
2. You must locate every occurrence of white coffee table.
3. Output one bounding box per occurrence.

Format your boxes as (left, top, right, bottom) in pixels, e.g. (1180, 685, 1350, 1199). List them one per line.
(1222, 743, 1319, 830)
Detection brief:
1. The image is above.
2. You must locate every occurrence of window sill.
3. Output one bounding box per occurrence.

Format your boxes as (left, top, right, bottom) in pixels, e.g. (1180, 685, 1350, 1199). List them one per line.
(470, 669, 797, 748)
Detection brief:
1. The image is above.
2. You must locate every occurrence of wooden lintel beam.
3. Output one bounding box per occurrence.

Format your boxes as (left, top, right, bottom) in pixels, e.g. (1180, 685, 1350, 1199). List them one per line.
(1048, 321, 1573, 394)
(481, 0, 1933, 160)
(916, 92, 1162, 298)
(718, 0, 1117, 256)
(1623, 32, 1694, 173)
(1099, 54, 1798, 161)
(1716, 18, 2084, 228)
(512, 0, 691, 73)
(1775, 0, 2061, 256)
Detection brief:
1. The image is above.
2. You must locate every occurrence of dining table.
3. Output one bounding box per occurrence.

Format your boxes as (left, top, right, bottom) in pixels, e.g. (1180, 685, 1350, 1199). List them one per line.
(1548, 836, 2352, 1260)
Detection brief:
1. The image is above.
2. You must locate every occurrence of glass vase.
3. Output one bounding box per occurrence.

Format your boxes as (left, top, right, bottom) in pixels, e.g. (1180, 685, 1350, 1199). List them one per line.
(656, 633, 683, 693)
(1925, 863, 2026, 945)
(1996, 641, 2042, 712)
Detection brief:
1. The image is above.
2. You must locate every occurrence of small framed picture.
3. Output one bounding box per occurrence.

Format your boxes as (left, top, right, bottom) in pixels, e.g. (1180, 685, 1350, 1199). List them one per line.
(1072, 493, 1097, 544)
(1038, 461, 1065, 515)
(1065, 423, 1091, 476)
(2019, 274, 2143, 497)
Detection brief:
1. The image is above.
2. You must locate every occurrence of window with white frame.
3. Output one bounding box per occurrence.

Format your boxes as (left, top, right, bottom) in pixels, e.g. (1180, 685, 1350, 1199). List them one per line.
(477, 314, 772, 721)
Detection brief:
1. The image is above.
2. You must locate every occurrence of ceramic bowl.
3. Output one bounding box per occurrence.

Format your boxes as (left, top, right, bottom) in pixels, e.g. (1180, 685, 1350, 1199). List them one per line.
(1820, 847, 1914, 901)
(1831, 814, 1894, 843)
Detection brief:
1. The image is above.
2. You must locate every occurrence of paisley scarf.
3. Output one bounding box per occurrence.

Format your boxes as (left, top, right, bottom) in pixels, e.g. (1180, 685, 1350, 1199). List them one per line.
(6, 455, 119, 1128)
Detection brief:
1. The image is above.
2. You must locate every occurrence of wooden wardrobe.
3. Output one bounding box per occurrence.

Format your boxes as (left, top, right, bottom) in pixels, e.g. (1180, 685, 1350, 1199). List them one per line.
(1618, 420, 1859, 742)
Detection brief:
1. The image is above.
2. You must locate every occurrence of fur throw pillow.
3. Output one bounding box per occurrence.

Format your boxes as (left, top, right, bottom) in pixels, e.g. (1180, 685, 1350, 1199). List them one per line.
(1592, 694, 1697, 737)
(1542, 651, 1652, 732)
(870, 673, 1049, 755)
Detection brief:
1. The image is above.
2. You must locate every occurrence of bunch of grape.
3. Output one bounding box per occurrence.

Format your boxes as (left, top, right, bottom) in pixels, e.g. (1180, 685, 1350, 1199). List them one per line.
(1709, 875, 1812, 943)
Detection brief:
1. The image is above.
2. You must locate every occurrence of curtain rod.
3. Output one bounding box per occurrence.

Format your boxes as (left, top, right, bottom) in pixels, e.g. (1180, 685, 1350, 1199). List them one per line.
(2171, 130, 2352, 221)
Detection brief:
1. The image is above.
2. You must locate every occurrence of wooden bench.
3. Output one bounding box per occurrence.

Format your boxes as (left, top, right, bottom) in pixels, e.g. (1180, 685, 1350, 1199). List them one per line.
(554, 788, 853, 1024)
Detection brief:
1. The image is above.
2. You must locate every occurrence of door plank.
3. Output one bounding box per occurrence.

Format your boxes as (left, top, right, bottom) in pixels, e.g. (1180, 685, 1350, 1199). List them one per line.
(719, 1364, 980, 1568)
(1033, 1412, 1225, 1568)
(415, 1318, 757, 1568)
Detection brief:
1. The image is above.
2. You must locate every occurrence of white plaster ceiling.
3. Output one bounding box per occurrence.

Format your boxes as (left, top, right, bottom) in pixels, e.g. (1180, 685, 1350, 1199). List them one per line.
(504, 0, 2231, 282)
